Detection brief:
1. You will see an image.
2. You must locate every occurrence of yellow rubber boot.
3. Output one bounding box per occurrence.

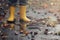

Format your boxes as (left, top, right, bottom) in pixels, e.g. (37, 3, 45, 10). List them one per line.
(8, 6, 15, 21)
(19, 6, 31, 23)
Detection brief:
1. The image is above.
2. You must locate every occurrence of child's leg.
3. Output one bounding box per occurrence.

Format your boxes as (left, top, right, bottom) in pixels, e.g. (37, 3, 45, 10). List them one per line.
(19, 0, 31, 23)
(7, 0, 17, 22)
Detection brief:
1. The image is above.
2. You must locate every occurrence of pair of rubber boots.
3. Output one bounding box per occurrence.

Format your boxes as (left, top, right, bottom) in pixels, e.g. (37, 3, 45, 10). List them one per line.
(8, 5, 31, 22)
(7, 5, 30, 35)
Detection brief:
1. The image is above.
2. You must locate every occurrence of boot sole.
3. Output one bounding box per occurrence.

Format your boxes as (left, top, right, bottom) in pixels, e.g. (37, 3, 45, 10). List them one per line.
(20, 19, 31, 23)
(7, 19, 16, 24)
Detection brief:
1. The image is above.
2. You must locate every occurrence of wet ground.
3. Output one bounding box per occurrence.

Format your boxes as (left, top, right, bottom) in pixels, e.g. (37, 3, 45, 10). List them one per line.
(0, 7, 60, 40)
